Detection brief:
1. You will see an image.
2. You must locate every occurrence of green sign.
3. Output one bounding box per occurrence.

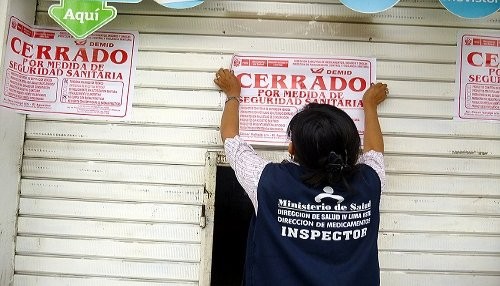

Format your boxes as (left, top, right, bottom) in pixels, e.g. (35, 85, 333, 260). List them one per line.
(49, 0, 117, 39)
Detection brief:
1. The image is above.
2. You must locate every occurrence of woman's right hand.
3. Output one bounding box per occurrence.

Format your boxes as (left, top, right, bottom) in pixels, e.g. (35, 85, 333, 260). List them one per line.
(363, 82, 388, 109)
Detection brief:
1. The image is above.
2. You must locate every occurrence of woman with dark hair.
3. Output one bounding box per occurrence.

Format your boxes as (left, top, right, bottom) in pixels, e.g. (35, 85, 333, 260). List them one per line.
(215, 68, 388, 286)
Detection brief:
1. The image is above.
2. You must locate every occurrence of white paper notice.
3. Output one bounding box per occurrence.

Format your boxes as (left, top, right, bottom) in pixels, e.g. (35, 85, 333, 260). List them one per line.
(231, 54, 375, 145)
(455, 31, 499, 121)
(1, 16, 137, 119)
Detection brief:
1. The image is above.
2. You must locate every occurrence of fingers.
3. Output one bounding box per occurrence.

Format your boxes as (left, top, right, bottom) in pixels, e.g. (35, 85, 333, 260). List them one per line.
(216, 68, 231, 76)
(222, 68, 231, 77)
(215, 68, 242, 98)
(214, 70, 226, 88)
(364, 82, 388, 107)
(215, 68, 235, 82)
(379, 83, 388, 96)
(369, 82, 388, 95)
(215, 68, 223, 79)
(215, 69, 226, 85)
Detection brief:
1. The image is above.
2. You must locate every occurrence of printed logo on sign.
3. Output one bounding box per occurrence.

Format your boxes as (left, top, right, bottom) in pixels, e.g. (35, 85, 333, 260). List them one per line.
(310, 67, 324, 74)
(74, 39, 87, 46)
(233, 58, 241, 67)
(465, 37, 472, 45)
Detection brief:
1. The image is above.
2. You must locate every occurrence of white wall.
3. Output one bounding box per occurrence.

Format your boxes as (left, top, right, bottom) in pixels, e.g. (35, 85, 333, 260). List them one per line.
(14, 1, 500, 285)
(0, 0, 36, 285)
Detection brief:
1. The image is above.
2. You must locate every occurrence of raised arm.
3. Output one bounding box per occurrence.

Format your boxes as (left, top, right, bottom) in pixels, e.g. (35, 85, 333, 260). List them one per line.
(214, 68, 242, 142)
(362, 83, 388, 153)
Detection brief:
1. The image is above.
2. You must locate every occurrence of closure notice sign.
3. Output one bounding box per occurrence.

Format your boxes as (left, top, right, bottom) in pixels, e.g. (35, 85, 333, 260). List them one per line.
(231, 54, 376, 145)
(1, 16, 137, 119)
(455, 31, 499, 121)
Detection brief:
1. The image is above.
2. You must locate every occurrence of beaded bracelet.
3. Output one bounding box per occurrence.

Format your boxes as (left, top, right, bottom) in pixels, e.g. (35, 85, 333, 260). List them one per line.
(225, 96, 240, 104)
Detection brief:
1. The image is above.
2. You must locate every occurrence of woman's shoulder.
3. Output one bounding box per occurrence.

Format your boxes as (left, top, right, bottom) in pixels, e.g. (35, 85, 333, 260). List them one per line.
(261, 161, 304, 180)
(351, 163, 382, 192)
(263, 160, 300, 171)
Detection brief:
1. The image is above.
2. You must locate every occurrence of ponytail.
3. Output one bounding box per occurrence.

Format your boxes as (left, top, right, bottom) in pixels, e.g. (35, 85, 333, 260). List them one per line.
(301, 150, 358, 192)
(325, 151, 348, 183)
(287, 103, 361, 192)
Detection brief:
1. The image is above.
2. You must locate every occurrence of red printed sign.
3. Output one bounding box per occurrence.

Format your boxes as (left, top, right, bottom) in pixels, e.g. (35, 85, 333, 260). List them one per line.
(231, 54, 375, 145)
(456, 31, 499, 121)
(1, 16, 137, 119)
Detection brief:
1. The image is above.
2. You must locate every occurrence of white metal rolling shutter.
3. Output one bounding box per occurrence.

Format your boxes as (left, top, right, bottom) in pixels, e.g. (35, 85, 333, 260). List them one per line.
(15, 0, 500, 285)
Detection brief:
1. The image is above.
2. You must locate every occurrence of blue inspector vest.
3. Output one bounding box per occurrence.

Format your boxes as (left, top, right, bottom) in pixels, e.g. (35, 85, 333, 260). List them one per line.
(244, 162, 381, 286)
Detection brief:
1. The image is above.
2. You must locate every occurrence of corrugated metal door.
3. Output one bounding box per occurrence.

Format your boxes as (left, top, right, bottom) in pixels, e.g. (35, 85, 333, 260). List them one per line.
(15, 0, 500, 285)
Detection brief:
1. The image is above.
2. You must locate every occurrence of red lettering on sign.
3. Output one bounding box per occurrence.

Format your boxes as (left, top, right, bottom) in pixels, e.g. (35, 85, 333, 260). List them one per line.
(236, 73, 367, 92)
(481, 39, 497, 47)
(291, 75, 306, 89)
(9, 37, 128, 64)
(268, 60, 288, 67)
(250, 60, 267, 67)
(272, 74, 287, 89)
(467, 52, 499, 68)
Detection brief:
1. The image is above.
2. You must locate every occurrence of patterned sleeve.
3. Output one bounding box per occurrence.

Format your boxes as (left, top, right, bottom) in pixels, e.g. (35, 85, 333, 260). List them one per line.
(224, 136, 271, 212)
(357, 150, 386, 192)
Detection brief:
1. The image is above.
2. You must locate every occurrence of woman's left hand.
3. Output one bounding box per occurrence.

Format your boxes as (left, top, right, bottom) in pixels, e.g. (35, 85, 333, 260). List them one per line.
(214, 68, 241, 98)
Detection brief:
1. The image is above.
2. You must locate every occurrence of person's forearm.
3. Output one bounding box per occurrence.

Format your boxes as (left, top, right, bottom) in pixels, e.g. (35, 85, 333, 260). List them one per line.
(363, 106, 384, 153)
(215, 68, 242, 142)
(362, 82, 387, 153)
(220, 99, 240, 142)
